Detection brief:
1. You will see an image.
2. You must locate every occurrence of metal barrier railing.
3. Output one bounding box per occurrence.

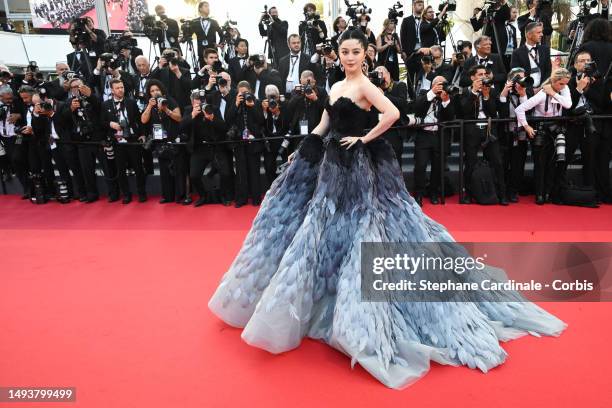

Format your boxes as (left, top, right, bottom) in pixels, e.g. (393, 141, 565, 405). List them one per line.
(2, 114, 611, 201)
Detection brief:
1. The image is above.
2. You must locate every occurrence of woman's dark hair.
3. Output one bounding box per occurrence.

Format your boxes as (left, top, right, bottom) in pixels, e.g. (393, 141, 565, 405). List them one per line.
(338, 28, 369, 50)
(582, 18, 612, 43)
(145, 79, 167, 97)
(333, 16, 344, 33)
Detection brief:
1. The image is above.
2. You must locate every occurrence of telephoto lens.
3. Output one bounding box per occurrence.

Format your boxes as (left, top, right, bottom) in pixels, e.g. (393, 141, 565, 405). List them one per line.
(555, 133, 566, 162)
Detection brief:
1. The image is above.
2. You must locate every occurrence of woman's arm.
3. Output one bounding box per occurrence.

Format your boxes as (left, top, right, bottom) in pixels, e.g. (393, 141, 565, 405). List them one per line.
(165, 106, 182, 122)
(515, 90, 544, 128)
(360, 81, 400, 144)
(553, 86, 573, 110)
(311, 109, 330, 136)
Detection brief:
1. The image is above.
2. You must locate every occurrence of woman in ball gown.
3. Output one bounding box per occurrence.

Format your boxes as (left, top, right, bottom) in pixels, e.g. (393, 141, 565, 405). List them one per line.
(208, 28, 567, 390)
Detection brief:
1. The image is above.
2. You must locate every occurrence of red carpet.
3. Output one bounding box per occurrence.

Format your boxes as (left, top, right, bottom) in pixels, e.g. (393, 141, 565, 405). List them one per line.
(1, 195, 611, 407)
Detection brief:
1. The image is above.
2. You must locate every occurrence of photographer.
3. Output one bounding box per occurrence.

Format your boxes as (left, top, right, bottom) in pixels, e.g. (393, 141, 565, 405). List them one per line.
(568, 1, 610, 43)
(420, 4, 448, 48)
(449, 40, 472, 87)
(228, 38, 250, 85)
(180, 89, 231, 207)
(279, 34, 316, 96)
(298, 3, 327, 57)
(68, 16, 107, 59)
(132, 56, 153, 113)
(152, 49, 192, 109)
(90, 54, 134, 102)
(331, 16, 348, 50)
(115, 31, 144, 75)
(371, 66, 409, 170)
(258, 6, 290, 67)
(153, 5, 180, 51)
(357, 14, 377, 45)
(0, 86, 28, 196)
(140, 79, 186, 204)
(470, 0, 511, 56)
(286, 71, 326, 144)
(412, 76, 455, 206)
(577, 18, 612, 89)
(311, 41, 345, 91)
(515, 68, 572, 205)
(261, 84, 290, 186)
(498, 68, 533, 203)
(414, 51, 435, 96)
(191, 1, 223, 66)
(245, 54, 283, 101)
(400, 0, 425, 83)
(225, 81, 265, 207)
(192, 48, 224, 91)
(460, 65, 507, 205)
(510, 22, 551, 93)
(31, 92, 86, 201)
(460, 35, 507, 89)
(100, 79, 147, 204)
(517, 0, 553, 47)
(376, 19, 403, 81)
(559, 51, 609, 202)
(45, 62, 70, 101)
(62, 77, 117, 203)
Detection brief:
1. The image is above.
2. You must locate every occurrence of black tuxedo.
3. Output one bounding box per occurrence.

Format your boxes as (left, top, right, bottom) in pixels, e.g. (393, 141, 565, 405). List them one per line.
(228, 56, 250, 84)
(89, 71, 135, 101)
(470, 4, 511, 54)
(382, 81, 410, 167)
(578, 41, 612, 87)
(286, 87, 327, 136)
(412, 91, 455, 195)
(67, 50, 96, 81)
(159, 17, 180, 50)
(258, 17, 290, 65)
(278, 53, 315, 95)
(191, 17, 223, 64)
(400, 15, 422, 56)
(460, 53, 507, 88)
(246, 69, 283, 101)
(298, 20, 327, 56)
(420, 18, 445, 48)
(151, 66, 193, 109)
(45, 78, 68, 101)
(100, 97, 146, 197)
(517, 12, 553, 47)
(510, 44, 551, 89)
(261, 101, 291, 185)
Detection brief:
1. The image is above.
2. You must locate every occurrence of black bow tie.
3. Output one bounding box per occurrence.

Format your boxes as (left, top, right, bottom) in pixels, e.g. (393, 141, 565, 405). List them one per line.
(291, 54, 298, 59)
(201, 17, 210, 22)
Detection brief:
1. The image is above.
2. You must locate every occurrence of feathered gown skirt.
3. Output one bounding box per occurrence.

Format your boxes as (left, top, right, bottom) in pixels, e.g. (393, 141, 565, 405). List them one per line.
(208, 131, 567, 390)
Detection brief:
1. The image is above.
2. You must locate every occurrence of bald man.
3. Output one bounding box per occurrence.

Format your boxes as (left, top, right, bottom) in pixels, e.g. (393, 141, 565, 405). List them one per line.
(46, 62, 70, 101)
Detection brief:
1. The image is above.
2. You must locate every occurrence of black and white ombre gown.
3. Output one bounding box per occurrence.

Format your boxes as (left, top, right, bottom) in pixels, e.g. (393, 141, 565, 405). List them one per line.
(208, 96, 567, 389)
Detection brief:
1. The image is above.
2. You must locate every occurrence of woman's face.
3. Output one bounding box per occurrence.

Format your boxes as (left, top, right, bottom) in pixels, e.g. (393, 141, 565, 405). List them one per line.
(339, 39, 366, 74)
(366, 45, 376, 60)
(150, 85, 162, 98)
(552, 77, 569, 92)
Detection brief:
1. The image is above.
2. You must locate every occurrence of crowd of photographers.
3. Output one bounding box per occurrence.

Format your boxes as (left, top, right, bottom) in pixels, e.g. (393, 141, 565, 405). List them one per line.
(1, 0, 612, 208)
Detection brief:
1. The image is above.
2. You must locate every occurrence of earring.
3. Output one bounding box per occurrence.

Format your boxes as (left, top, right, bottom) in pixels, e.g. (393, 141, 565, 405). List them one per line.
(340, 63, 344, 72)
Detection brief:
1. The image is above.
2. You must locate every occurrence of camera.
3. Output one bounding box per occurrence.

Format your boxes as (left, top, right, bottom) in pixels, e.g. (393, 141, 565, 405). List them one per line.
(368, 70, 384, 87)
(156, 97, 167, 107)
(572, 105, 598, 136)
(267, 98, 279, 110)
(143, 15, 163, 42)
(62, 71, 78, 82)
(421, 55, 433, 64)
(100, 53, 121, 70)
(221, 19, 238, 46)
(510, 75, 534, 89)
(261, 5, 272, 25)
(241, 92, 255, 104)
(294, 80, 314, 97)
(214, 75, 228, 87)
(344, 0, 371, 26)
(316, 40, 334, 56)
(40, 101, 54, 113)
(442, 83, 461, 97)
(70, 17, 90, 45)
(439, 0, 457, 12)
(26, 61, 38, 72)
(387, 2, 404, 23)
(180, 19, 193, 42)
(583, 61, 602, 80)
(481, 78, 494, 87)
(107, 34, 137, 54)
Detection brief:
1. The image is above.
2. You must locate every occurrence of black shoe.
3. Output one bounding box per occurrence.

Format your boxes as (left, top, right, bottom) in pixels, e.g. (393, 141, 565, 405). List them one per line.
(460, 194, 472, 204)
(509, 192, 519, 203)
(499, 196, 509, 206)
(138, 194, 147, 203)
(122, 195, 132, 204)
(535, 195, 545, 205)
(86, 196, 99, 204)
(414, 194, 423, 207)
(79, 195, 88, 203)
(108, 195, 119, 203)
(194, 197, 207, 207)
(21, 193, 30, 200)
(429, 195, 440, 205)
(182, 197, 193, 205)
(159, 198, 172, 204)
(252, 199, 261, 206)
(222, 200, 232, 206)
(234, 201, 246, 208)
